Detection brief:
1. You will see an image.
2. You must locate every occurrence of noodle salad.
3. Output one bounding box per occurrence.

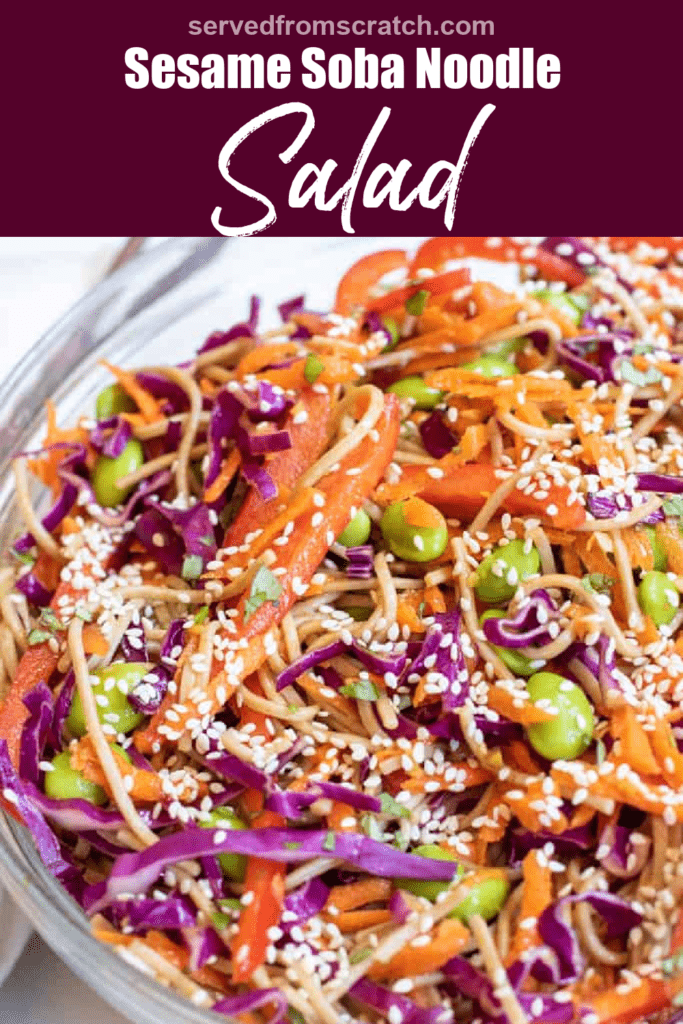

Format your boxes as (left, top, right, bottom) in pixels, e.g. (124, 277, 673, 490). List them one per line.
(3, 236, 683, 1024)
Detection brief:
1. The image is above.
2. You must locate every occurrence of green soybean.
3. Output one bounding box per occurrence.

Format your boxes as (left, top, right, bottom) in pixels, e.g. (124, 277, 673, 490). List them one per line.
(380, 498, 448, 563)
(450, 875, 510, 925)
(44, 751, 107, 805)
(396, 846, 508, 922)
(461, 355, 519, 378)
(396, 844, 460, 903)
(489, 337, 529, 358)
(640, 526, 667, 572)
(638, 570, 680, 627)
(92, 439, 145, 508)
(66, 662, 150, 738)
(525, 672, 595, 761)
(44, 743, 131, 805)
(95, 383, 136, 420)
(337, 509, 372, 547)
(480, 610, 536, 677)
(474, 539, 541, 604)
(533, 288, 589, 325)
(387, 376, 445, 410)
(199, 806, 248, 881)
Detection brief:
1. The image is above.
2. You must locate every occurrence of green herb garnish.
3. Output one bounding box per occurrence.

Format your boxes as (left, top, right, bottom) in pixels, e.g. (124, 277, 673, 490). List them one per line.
(664, 496, 683, 517)
(284, 841, 302, 851)
(349, 946, 373, 964)
(182, 554, 203, 581)
(380, 792, 411, 819)
(194, 605, 210, 626)
(323, 830, 336, 852)
(340, 678, 380, 701)
(28, 629, 53, 646)
(11, 548, 35, 567)
(619, 360, 663, 387)
(304, 353, 325, 384)
(40, 608, 65, 632)
(405, 289, 429, 316)
(244, 565, 283, 623)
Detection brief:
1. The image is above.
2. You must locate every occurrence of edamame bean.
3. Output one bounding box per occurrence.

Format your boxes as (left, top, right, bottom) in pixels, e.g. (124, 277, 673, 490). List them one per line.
(92, 438, 144, 508)
(66, 662, 150, 738)
(95, 383, 136, 420)
(525, 672, 595, 761)
(640, 526, 667, 572)
(337, 509, 372, 547)
(489, 337, 528, 358)
(533, 288, 589, 325)
(44, 751, 107, 805)
(638, 570, 680, 626)
(380, 497, 448, 563)
(396, 846, 508, 922)
(44, 743, 131, 805)
(474, 539, 541, 604)
(396, 844, 460, 902)
(461, 355, 518, 378)
(450, 874, 510, 925)
(199, 806, 248, 881)
(480, 610, 536, 677)
(387, 376, 445, 410)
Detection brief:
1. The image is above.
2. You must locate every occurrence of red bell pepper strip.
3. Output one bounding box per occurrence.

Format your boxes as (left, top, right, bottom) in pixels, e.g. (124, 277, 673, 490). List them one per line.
(415, 462, 586, 531)
(334, 249, 409, 316)
(231, 809, 287, 983)
(364, 268, 471, 315)
(141, 394, 401, 746)
(409, 237, 586, 288)
(224, 389, 332, 549)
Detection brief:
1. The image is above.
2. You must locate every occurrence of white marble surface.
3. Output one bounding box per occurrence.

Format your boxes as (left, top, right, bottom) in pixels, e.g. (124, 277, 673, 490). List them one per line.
(0, 237, 129, 1022)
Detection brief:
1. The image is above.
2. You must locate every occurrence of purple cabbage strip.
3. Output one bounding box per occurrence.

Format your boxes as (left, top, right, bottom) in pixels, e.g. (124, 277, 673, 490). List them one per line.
(276, 637, 407, 692)
(481, 589, 557, 650)
(185, 925, 226, 972)
(213, 988, 288, 1023)
(14, 442, 87, 553)
(197, 295, 261, 356)
(133, 507, 185, 575)
(127, 667, 171, 715)
(363, 311, 394, 350)
(282, 877, 329, 929)
(0, 739, 82, 889)
(266, 781, 382, 819)
(50, 671, 75, 749)
(540, 237, 633, 293)
(241, 458, 277, 501)
(636, 472, 683, 495)
(400, 610, 469, 712)
(135, 372, 189, 413)
(537, 891, 641, 983)
(90, 416, 132, 459)
(420, 411, 457, 459)
(119, 621, 149, 663)
(586, 490, 665, 525)
(564, 635, 621, 700)
(109, 895, 196, 932)
(14, 571, 53, 607)
(596, 821, 650, 879)
(20, 683, 54, 785)
(344, 544, 374, 580)
(350, 977, 453, 1024)
(87, 828, 462, 914)
(278, 295, 305, 322)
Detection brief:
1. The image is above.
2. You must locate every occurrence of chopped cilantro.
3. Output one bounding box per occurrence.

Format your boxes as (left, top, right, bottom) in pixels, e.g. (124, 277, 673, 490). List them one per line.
(663, 948, 683, 977)
(284, 841, 302, 851)
(194, 605, 210, 626)
(380, 792, 411, 819)
(619, 360, 663, 387)
(244, 565, 283, 623)
(304, 353, 325, 384)
(340, 678, 380, 701)
(664, 496, 683, 517)
(182, 554, 204, 581)
(11, 548, 35, 567)
(323, 830, 336, 852)
(381, 316, 399, 351)
(28, 629, 53, 646)
(40, 608, 65, 632)
(349, 946, 373, 965)
(595, 738, 606, 766)
(581, 573, 615, 596)
(405, 289, 429, 316)
(75, 607, 93, 623)
(360, 814, 384, 841)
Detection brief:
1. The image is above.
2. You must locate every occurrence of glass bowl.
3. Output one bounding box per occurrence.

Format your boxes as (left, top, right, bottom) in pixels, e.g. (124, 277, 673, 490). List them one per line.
(0, 234, 432, 1024)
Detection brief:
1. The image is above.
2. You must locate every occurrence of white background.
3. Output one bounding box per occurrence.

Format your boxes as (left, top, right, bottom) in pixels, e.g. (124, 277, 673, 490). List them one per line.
(0, 238, 131, 1024)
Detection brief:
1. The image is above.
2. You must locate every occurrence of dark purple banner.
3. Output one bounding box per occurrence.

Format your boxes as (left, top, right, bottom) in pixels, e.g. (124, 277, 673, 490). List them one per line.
(3, 1, 683, 234)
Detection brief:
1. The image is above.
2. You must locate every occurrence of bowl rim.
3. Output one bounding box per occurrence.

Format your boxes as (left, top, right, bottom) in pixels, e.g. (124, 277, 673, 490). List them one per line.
(0, 235, 239, 1024)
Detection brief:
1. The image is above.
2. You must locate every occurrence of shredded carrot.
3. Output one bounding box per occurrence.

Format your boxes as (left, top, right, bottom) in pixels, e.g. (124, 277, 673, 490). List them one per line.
(326, 878, 392, 913)
(367, 918, 469, 980)
(506, 849, 552, 965)
(100, 361, 163, 424)
(203, 448, 241, 504)
(487, 685, 556, 725)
